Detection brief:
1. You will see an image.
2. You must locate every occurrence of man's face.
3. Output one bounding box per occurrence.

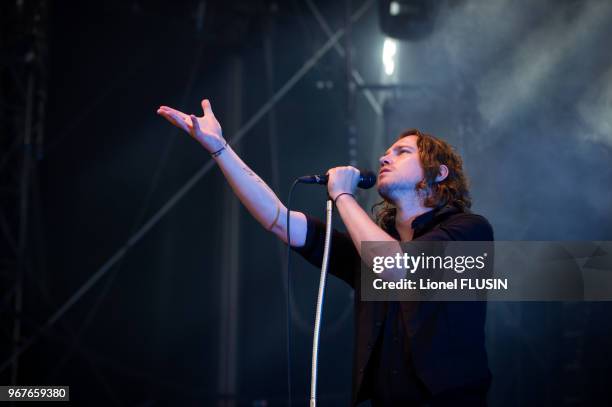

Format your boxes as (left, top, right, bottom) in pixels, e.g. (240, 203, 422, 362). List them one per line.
(377, 135, 424, 201)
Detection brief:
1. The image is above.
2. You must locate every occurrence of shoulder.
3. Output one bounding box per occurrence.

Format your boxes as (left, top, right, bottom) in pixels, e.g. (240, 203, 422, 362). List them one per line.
(439, 212, 494, 241)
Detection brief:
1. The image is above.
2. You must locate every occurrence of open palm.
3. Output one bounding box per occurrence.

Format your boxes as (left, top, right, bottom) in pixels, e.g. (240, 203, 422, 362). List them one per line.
(157, 99, 225, 153)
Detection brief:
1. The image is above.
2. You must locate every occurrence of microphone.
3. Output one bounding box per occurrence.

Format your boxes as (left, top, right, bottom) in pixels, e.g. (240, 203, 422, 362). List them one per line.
(297, 169, 377, 189)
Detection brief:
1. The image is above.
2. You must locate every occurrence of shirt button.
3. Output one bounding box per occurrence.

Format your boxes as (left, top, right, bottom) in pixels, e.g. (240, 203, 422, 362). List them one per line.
(375, 321, 382, 327)
(392, 369, 398, 375)
(393, 336, 399, 342)
(359, 368, 364, 373)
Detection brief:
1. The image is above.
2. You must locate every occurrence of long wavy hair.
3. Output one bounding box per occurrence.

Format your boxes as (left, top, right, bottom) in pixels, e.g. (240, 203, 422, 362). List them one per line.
(373, 129, 471, 235)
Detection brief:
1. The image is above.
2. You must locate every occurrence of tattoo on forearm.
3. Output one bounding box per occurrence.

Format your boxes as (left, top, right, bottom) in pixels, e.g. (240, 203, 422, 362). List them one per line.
(242, 166, 262, 182)
(242, 165, 274, 193)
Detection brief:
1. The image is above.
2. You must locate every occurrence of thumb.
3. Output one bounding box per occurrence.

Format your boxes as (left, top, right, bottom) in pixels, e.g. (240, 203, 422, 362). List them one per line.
(201, 99, 214, 117)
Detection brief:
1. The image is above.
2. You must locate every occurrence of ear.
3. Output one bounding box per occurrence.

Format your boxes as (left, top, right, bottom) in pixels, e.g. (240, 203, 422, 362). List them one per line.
(435, 165, 449, 182)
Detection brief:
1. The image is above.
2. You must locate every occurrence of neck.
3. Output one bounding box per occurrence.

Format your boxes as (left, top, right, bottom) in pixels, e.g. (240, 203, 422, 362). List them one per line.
(393, 194, 432, 241)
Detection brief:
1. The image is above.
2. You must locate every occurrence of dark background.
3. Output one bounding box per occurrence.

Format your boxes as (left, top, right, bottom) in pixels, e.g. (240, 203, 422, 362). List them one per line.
(2, 0, 612, 405)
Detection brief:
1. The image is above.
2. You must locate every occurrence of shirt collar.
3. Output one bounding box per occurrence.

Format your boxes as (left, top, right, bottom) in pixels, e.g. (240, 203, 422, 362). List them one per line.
(411, 204, 464, 236)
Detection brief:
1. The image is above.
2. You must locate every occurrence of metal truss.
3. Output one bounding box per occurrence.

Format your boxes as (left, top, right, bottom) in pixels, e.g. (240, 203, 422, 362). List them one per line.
(0, 0, 48, 386)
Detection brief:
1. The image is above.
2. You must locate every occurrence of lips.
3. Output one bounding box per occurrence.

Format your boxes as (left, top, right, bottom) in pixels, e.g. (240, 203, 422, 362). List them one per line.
(379, 168, 391, 176)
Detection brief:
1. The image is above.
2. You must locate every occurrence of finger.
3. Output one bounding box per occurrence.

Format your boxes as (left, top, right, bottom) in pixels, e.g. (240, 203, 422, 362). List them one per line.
(159, 109, 178, 123)
(157, 109, 178, 125)
(158, 107, 182, 123)
(157, 108, 178, 121)
(160, 106, 190, 121)
(158, 106, 176, 114)
(201, 99, 214, 117)
(174, 113, 192, 132)
(162, 110, 190, 132)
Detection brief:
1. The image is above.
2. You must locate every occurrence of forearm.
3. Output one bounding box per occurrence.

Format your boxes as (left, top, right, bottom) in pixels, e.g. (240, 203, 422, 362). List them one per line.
(334, 194, 396, 253)
(335, 194, 405, 281)
(213, 145, 306, 246)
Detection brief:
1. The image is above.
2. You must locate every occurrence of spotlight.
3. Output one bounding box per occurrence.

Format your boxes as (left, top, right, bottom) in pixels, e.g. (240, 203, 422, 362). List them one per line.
(382, 38, 397, 76)
(378, 0, 438, 41)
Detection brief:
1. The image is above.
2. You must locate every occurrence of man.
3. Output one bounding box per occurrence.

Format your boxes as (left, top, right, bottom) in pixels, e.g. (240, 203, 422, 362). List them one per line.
(158, 99, 493, 406)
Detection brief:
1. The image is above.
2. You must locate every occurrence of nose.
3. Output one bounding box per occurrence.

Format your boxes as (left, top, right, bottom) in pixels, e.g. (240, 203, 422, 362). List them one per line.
(379, 154, 391, 166)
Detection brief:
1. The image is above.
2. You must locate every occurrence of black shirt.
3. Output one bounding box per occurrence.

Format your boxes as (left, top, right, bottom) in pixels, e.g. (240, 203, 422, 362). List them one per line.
(293, 204, 494, 405)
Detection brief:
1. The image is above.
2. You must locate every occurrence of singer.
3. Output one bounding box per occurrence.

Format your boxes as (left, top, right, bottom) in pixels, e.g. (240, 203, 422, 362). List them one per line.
(157, 99, 494, 406)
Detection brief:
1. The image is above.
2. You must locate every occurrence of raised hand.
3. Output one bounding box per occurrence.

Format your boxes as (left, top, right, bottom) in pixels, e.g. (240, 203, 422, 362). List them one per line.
(157, 99, 225, 153)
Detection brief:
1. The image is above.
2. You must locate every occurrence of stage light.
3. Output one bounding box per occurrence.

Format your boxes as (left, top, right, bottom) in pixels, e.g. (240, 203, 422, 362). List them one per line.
(378, 0, 437, 40)
(382, 38, 397, 76)
(389, 1, 401, 16)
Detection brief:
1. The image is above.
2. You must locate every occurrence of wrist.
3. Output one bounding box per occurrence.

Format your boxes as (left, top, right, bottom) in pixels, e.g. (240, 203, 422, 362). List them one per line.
(200, 135, 226, 153)
(333, 192, 355, 206)
(210, 140, 228, 158)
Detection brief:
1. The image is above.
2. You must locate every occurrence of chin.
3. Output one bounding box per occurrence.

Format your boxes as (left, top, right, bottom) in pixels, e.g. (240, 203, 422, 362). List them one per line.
(377, 182, 394, 202)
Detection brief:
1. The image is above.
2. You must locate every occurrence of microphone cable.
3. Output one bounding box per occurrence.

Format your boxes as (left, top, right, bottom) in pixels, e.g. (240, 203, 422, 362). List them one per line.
(284, 178, 300, 407)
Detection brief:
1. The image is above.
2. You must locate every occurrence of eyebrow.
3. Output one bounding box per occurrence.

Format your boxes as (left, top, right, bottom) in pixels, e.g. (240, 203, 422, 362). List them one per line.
(383, 144, 415, 155)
